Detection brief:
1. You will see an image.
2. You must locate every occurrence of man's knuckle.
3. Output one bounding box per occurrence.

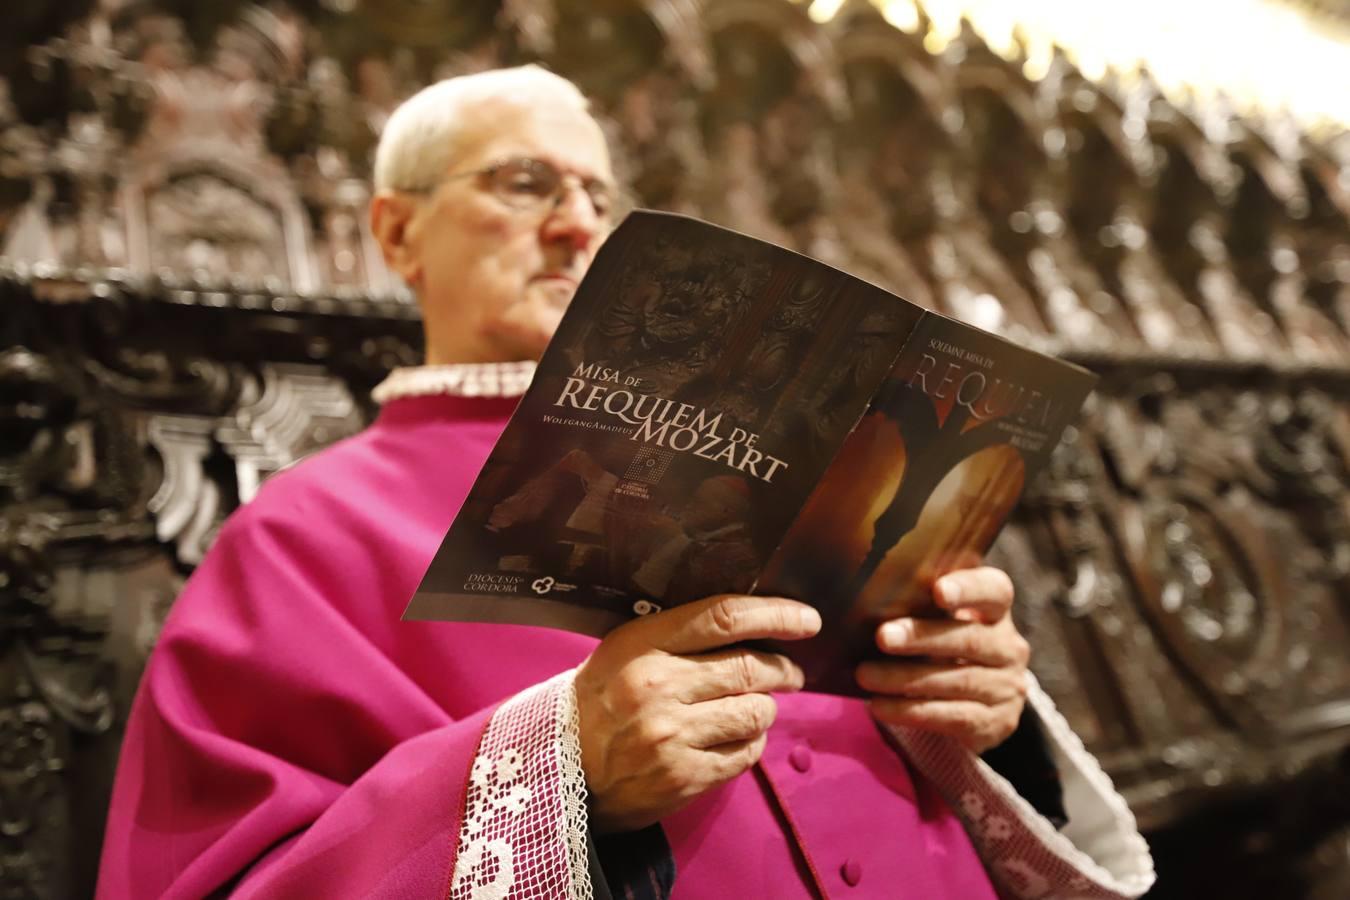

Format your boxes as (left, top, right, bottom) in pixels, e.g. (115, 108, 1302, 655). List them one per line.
(709, 597, 742, 636)
(951, 670, 978, 699)
(635, 715, 676, 748)
(729, 705, 759, 737)
(763, 653, 790, 687)
(729, 653, 757, 692)
(718, 738, 766, 780)
(709, 758, 743, 785)
(969, 725, 993, 751)
(721, 697, 764, 737)
(653, 763, 690, 798)
(610, 675, 644, 710)
(633, 664, 664, 695)
(615, 666, 660, 707)
(992, 635, 1024, 669)
(743, 734, 769, 766)
(901, 668, 932, 696)
(749, 694, 777, 732)
(900, 619, 929, 647)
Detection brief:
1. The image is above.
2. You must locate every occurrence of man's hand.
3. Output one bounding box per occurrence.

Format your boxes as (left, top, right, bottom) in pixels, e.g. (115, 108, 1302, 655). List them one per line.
(575, 594, 821, 834)
(859, 566, 1030, 754)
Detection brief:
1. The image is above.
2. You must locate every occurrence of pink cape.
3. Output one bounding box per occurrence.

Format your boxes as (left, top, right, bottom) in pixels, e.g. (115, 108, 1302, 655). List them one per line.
(98, 393, 996, 899)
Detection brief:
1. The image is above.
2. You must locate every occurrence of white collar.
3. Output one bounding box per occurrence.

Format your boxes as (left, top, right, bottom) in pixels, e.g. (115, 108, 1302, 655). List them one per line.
(371, 362, 537, 403)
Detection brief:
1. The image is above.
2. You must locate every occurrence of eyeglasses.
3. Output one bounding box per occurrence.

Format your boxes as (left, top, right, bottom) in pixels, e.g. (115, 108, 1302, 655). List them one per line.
(409, 157, 621, 223)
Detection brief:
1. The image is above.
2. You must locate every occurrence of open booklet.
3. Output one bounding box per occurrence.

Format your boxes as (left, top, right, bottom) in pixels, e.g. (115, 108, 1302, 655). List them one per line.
(404, 210, 1096, 694)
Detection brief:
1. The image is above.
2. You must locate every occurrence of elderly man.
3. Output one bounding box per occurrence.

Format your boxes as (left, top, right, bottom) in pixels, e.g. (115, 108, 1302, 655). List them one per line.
(98, 66, 1153, 898)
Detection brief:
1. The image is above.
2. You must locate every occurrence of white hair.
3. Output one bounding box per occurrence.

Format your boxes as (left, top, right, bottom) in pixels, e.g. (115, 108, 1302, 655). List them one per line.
(372, 65, 592, 192)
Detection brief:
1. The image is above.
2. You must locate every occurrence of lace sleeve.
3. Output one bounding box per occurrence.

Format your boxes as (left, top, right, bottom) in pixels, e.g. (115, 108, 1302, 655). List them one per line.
(886, 672, 1156, 899)
(450, 670, 594, 900)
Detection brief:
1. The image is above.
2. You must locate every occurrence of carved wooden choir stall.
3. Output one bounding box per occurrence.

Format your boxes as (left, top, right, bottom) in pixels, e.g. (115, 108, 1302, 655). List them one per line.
(2, 1, 1349, 897)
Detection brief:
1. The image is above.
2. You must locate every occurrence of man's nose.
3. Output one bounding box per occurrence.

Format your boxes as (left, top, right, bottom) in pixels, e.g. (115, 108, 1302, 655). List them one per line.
(541, 183, 602, 250)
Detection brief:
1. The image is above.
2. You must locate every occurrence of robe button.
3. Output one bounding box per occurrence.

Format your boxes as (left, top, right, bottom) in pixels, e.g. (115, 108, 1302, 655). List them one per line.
(841, 858, 863, 887)
(788, 744, 812, 773)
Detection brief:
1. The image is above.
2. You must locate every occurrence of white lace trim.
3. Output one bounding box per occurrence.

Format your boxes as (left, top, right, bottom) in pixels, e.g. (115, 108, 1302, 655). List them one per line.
(1024, 674, 1156, 893)
(887, 672, 1156, 899)
(372, 362, 537, 403)
(559, 675, 593, 898)
(450, 669, 593, 900)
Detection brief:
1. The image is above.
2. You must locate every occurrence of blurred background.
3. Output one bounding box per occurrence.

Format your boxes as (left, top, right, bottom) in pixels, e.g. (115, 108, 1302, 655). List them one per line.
(2, 1, 1349, 897)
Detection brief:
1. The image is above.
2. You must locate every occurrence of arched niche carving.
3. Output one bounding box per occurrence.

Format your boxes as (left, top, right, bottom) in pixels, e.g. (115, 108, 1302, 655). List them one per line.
(542, 0, 689, 102)
(1069, 71, 1228, 357)
(699, 0, 845, 250)
(1054, 68, 1221, 355)
(103, 5, 319, 292)
(1292, 142, 1350, 335)
(954, 59, 1046, 253)
(1146, 107, 1281, 360)
(863, 35, 1048, 341)
(954, 51, 1137, 348)
(528, 0, 711, 215)
(123, 156, 316, 292)
(339, 0, 497, 54)
(825, 4, 946, 307)
(1225, 131, 1349, 362)
(1058, 74, 1150, 278)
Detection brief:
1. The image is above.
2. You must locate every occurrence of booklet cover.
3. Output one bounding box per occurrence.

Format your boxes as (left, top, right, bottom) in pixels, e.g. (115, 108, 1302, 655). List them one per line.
(404, 210, 1096, 694)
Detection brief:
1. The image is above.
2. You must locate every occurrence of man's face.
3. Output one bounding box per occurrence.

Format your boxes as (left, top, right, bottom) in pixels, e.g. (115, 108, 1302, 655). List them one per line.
(390, 100, 614, 364)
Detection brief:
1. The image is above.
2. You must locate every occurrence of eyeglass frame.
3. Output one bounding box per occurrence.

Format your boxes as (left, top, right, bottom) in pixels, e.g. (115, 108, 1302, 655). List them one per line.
(397, 156, 626, 224)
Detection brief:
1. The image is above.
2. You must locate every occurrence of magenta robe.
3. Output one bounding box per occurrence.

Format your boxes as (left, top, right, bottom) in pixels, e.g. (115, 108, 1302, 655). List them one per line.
(98, 392, 998, 899)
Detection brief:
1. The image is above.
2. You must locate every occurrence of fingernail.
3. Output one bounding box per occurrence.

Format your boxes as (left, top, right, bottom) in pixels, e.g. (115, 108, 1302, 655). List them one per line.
(881, 619, 913, 647)
(799, 607, 822, 633)
(938, 578, 962, 606)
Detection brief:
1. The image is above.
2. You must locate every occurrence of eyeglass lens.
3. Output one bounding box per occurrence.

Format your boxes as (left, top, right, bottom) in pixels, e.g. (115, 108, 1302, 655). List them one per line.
(488, 158, 615, 219)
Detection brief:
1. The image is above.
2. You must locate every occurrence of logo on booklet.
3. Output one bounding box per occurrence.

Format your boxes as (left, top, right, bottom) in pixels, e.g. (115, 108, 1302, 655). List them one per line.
(530, 577, 578, 596)
(626, 446, 675, 484)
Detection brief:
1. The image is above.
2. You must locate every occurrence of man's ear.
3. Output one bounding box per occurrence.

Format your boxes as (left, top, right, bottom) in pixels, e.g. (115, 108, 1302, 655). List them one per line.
(370, 191, 423, 287)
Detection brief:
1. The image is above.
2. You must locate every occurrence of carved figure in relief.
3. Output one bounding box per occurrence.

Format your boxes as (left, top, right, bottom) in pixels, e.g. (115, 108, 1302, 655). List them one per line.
(960, 81, 1127, 348)
(147, 174, 289, 281)
(1225, 144, 1350, 362)
(1055, 73, 1219, 355)
(829, 41, 941, 306)
(924, 139, 1052, 340)
(612, 69, 708, 215)
(1292, 146, 1350, 336)
(1141, 98, 1289, 360)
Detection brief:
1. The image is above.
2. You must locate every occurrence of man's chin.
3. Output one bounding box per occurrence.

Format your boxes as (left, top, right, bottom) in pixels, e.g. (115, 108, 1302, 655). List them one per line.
(530, 279, 579, 310)
(487, 316, 563, 361)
